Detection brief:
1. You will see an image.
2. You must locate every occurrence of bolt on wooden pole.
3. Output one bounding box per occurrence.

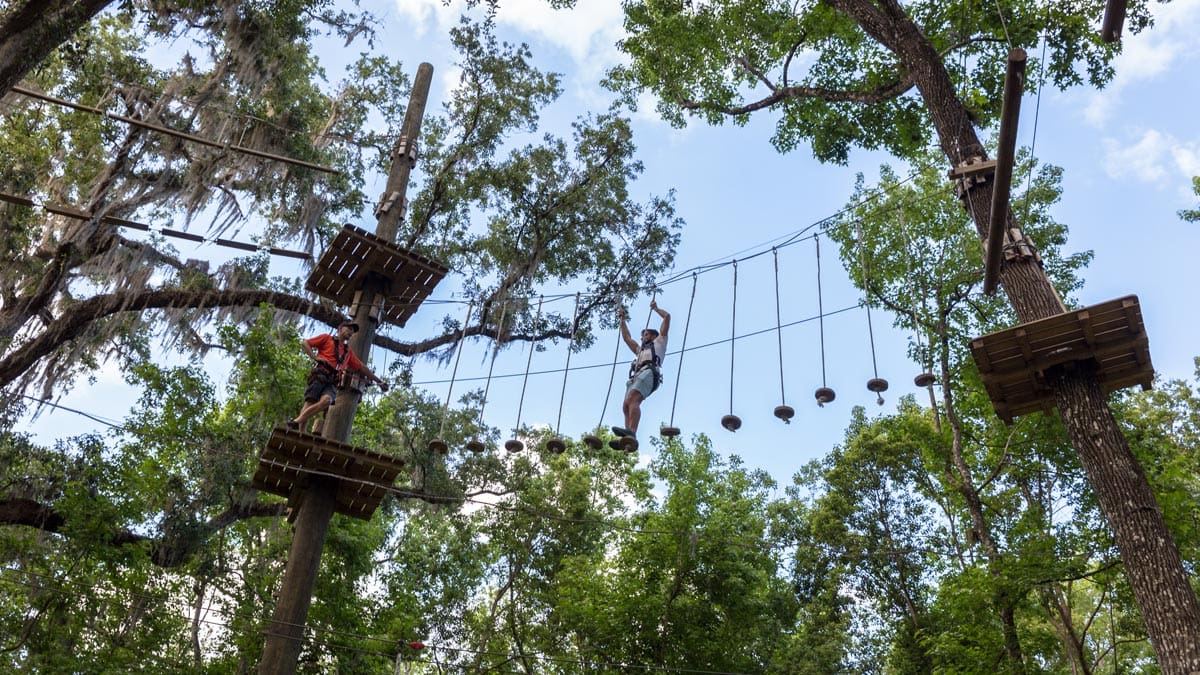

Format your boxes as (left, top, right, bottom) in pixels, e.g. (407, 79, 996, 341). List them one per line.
(258, 63, 434, 675)
(983, 48, 1026, 296)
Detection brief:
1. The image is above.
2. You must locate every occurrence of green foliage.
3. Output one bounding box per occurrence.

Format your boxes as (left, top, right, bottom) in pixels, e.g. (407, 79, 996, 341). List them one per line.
(605, 0, 1143, 163)
(1180, 176, 1200, 223)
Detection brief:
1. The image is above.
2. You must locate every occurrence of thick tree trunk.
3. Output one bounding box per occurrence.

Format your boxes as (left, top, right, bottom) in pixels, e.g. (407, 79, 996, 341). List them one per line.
(883, 5, 1200, 671)
(825, 0, 1200, 668)
(0, 0, 117, 96)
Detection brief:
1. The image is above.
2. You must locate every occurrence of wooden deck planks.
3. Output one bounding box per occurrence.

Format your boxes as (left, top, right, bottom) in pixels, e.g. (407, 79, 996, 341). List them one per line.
(253, 427, 407, 520)
(305, 224, 448, 328)
(969, 295, 1154, 423)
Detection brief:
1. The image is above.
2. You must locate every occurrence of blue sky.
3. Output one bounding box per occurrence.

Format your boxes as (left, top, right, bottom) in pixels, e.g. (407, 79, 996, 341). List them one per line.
(20, 0, 1200, 486)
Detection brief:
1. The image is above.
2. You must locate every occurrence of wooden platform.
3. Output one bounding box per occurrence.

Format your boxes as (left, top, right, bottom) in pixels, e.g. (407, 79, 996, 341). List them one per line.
(305, 224, 447, 327)
(969, 295, 1153, 423)
(252, 427, 407, 520)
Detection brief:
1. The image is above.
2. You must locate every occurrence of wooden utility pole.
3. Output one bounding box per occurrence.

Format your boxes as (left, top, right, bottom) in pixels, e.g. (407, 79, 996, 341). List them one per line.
(258, 63, 437, 675)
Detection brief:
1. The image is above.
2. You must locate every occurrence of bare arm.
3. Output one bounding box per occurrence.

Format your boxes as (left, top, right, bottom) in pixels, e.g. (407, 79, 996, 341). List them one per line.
(651, 299, 671, 339)
(618, 307, 639, 353)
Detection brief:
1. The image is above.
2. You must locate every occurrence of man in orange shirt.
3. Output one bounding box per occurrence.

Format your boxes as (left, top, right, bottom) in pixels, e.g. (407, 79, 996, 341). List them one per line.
(286, 322, 389, 432)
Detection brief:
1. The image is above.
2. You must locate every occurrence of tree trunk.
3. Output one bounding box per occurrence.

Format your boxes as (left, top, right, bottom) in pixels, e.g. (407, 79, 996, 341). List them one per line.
(873, 0, 1200, 662)
(0, 0, 117, 96)
(827, 0, 1200, 668)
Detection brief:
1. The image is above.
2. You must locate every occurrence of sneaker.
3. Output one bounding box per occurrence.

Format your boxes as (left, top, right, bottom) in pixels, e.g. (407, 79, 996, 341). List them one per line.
(285, 419, 299, 430)
(611, 426, 633, 438)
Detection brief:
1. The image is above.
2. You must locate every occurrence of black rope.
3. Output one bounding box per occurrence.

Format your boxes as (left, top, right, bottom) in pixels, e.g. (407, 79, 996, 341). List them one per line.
(597, 299, 623, 429)
(475, 298, 509, 429)
(855, 225, 881, 381)
(815, 238, 828, 388)
(437, 301, 474, 438)
(553, 293, 581, 434)
(512, 296, 543, 435)
(665, 274, 697, 429)
(772, 248, 786, 406)
(728, 260, 738, 415)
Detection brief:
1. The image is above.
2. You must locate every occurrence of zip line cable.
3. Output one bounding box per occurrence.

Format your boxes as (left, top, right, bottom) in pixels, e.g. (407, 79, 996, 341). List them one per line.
(411, 303, 862, 386)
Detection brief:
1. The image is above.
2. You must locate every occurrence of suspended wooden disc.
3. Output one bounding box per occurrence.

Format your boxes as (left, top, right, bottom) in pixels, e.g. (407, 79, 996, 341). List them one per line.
(582, 434, 603, 450)
(427, 439, 449, 455)
(619, 436, 639, 453)
(914, 372, 936, 387)
(465, 439, 486, 453)
(660, 426, 681, 438)
(721, 414, 742, 432)
(504, 439, 524, 453)
(546, 438, 566, 454)
(773, 405, 795, 422)
(815, 387, 836, 406)
(866, 378, 889, 393)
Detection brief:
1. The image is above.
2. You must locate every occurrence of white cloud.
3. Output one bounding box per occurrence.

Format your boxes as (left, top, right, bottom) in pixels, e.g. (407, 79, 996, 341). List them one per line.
(1102, 128, 1200, 197)
(1082, 0, 1200, 126)
(391, 0, 625, 70)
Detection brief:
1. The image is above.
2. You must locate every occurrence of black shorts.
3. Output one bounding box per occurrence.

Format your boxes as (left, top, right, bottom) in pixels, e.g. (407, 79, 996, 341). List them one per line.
(304, 368, 337, 404)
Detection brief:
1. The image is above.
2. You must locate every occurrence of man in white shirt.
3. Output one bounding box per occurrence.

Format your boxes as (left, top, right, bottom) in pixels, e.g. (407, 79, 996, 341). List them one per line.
(612, 299, 670, 451)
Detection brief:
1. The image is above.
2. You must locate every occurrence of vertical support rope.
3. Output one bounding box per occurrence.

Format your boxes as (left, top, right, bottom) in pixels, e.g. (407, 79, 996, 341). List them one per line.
(553, 293, 581, 434)
(666, 274, 697, 429)
(597, 299, 623, 429)
(855, 224, 881, 380)
(513, 295, 544, 435)
(815, 238, 828, 387)
(772, 248, 786, 406)
(476, 298, 509, 428)
(728, 260, 738, 415)
(437, 300, 474, 437)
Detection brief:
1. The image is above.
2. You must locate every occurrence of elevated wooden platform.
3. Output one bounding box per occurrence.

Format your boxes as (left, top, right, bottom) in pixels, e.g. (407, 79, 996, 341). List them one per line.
(253, 427, 406, 520)
(305, 224, 448, 327)
(969, 295, 1153, 424)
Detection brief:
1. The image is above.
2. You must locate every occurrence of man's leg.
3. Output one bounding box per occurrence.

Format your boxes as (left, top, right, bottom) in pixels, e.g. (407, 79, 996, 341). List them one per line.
(625, 389, 644, 435)
(294, 395, 332, 426)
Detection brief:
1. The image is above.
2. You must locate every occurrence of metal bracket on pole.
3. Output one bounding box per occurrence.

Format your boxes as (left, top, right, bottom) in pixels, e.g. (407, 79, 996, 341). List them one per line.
(394, 135, 419, 167)
(951, 156, 996, 201)
(374, 191, 406, 220)
(983, 48, 1026, 296)
(351, 288, 386, 324)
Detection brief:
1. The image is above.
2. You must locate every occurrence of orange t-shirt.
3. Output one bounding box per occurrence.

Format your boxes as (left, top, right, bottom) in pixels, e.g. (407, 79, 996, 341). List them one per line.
(306, 333, 365, 373)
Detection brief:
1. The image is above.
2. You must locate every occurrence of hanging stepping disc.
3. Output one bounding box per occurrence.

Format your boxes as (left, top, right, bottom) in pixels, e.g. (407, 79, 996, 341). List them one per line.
(546, 438, 566, 454)
(773, 405, 795, 422)
(660, 425, 680, 438)
(867, 378, 889, 393)
(914, 372, 936, 387)
(582, 433, 603, 450)
(427, 439, 449, 455)
(504, 439, 524, 453)
(619, 436, 639, 453)
(465, 439, 485, 453)
(815, 387, 836, 406)
(720, 414, 742, 432)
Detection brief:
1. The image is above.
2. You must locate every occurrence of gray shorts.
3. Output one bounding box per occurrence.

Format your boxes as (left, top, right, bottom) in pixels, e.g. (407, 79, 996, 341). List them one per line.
(625, 368, 657, 399)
